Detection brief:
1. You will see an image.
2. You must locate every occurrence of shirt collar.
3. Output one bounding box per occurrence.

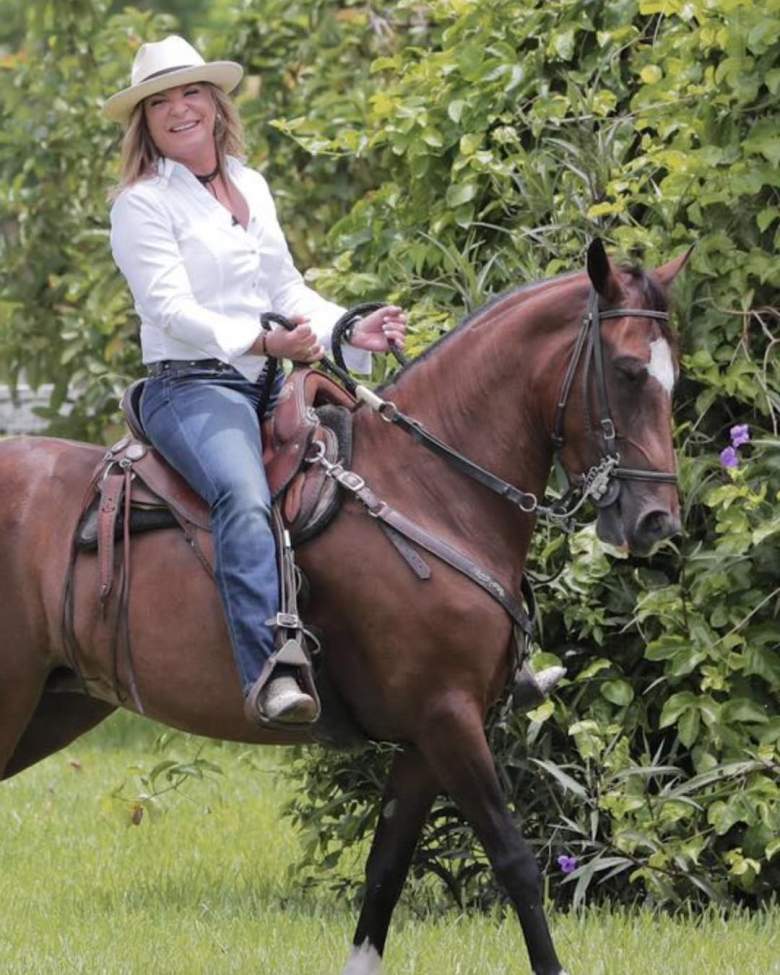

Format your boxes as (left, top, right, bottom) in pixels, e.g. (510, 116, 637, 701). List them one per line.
(155, 155, 241, 184)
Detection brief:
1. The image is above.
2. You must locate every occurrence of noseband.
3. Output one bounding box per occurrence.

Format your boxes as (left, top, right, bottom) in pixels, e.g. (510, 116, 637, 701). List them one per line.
(550, 289, 678, 511)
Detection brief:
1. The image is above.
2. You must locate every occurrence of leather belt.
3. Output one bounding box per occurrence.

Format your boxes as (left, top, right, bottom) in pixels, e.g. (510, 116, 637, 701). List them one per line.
(146, 358, 235, 377)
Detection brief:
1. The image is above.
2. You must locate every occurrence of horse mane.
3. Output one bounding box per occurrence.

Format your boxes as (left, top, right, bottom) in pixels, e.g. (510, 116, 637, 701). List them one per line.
(377, 272, 575, 392)
(380, 261, 675, 392)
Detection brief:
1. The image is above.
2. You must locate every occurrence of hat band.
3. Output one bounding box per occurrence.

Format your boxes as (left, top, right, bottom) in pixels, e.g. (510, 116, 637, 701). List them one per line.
(138, 63, 198, 84)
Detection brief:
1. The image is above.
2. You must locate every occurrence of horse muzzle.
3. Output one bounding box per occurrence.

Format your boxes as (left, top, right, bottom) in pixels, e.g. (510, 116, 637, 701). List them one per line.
(596, 496, 680, 557)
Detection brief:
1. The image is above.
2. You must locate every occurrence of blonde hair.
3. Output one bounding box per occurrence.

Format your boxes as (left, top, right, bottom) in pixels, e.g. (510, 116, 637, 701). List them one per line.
(111, 83, 246, 197)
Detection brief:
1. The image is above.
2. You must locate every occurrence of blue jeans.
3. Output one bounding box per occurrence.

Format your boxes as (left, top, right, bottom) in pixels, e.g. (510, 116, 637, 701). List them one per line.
(140, 364, 284, 694)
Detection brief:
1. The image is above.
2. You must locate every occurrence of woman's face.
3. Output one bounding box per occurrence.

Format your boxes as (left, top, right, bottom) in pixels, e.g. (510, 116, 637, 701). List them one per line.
(143, 82, 217, 168)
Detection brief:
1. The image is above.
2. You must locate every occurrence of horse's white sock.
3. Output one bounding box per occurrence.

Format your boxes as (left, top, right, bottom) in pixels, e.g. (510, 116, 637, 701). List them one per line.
(342, 938, 382, 975)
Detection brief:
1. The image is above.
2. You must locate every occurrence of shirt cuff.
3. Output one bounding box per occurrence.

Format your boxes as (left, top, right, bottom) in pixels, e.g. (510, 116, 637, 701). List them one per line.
(216, 320, 261, 360)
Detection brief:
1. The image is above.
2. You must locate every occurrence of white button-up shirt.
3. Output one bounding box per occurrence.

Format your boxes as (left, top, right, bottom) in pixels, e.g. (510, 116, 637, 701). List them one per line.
(110, 156, 370, 381)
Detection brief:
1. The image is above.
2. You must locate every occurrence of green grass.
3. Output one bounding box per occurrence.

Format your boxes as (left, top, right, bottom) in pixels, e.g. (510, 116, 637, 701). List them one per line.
(0, 712, 777, 974)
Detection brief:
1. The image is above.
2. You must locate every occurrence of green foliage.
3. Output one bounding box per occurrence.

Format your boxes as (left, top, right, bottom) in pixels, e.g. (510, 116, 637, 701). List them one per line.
(0, 0, 777, 911)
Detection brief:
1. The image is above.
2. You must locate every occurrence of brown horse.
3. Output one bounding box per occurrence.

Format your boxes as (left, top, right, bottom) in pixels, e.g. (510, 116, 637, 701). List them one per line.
(0, 240, 687, 975)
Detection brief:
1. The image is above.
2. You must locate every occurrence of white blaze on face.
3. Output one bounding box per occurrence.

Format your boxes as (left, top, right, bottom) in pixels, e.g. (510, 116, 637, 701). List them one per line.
(343, 940, 383, 975)
(647, 337, 675, 395)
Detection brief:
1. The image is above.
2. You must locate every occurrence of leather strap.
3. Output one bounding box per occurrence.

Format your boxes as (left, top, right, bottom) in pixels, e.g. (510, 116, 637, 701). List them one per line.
(98, 471, 125, 605)
(371, 502, 533, 639)
(315, 458, 533, 639)
(379, 523, 432, 580)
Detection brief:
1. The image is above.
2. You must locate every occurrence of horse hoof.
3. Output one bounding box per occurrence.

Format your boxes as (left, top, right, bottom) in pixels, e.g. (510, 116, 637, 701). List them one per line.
(512, 663, 567, 712)
(535, 665, 566, 696)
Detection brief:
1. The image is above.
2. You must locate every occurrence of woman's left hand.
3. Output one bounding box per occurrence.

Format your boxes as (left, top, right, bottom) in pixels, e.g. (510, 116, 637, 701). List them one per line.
(348, 305, 407, 353)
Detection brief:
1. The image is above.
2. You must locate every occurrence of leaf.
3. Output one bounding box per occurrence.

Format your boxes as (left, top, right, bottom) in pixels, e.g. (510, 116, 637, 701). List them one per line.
(659, 692, 698, 729)
(448, 99, 465, 124)
(720, 699, 770, 724)
(531, 759, 588, 799)
(445, 181, 478, 207)
(678, 708, 701, 748)
(600, 679, 635, 707)
(459, 133, 482, 156)
(576, 658, 612, 681)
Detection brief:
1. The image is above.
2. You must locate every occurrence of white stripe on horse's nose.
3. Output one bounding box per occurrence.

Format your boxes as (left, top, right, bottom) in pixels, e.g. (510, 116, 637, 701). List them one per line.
(648, 337, 675, 394)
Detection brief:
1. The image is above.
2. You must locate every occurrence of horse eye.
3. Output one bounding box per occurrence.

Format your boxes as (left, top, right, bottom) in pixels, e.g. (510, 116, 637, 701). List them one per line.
(614, 357, 647, 383)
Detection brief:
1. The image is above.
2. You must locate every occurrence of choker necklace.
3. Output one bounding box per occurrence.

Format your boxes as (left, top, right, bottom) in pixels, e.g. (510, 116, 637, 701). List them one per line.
(194, 163, 241, 228)
(194, 163, 220, 185)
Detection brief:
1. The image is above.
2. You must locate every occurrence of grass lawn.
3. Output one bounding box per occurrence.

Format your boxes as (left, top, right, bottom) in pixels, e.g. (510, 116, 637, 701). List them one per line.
(0, 712, 777, 975)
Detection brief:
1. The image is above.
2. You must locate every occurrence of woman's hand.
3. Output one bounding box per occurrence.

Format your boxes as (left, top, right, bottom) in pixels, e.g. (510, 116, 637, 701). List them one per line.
(348, 305, 407, 353)
(252, 316, 324, 362)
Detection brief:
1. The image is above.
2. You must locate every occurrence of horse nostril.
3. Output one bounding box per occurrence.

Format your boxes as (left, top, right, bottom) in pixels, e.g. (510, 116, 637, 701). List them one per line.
(637, 509, 680, 542)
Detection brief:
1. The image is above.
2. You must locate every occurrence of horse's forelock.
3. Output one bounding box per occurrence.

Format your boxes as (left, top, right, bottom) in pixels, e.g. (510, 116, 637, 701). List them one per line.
(621, 264, 678, 355)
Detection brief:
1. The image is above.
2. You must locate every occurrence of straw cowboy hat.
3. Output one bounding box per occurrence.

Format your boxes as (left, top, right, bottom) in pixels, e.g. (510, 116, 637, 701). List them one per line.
(103, 35, 243, 125)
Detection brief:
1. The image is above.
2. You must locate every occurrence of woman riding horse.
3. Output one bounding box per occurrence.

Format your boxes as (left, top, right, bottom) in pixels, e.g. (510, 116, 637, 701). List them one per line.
(103, 35, 407, 725)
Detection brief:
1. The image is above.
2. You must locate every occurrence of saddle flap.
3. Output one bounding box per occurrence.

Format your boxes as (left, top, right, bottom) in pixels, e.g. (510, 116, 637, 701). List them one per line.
(264, 367, 356, 499)
(131, 449, 210, 530)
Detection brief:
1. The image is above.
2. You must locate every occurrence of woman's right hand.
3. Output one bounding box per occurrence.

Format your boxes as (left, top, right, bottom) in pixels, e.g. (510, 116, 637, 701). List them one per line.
(251, 316, 324, 362)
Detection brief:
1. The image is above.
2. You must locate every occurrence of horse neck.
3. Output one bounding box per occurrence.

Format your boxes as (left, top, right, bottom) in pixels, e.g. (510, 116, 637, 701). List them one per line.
(358, 277, 587, 559)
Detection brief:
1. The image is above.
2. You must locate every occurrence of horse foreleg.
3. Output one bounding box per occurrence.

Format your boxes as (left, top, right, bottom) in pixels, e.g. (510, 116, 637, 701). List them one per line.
(342, 747, 439, 975)
(420, 701, 567, 975)
(2, 692, 116, 780)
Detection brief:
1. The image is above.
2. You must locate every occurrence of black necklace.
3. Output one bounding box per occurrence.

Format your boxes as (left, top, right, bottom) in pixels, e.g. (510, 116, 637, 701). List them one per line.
(194, 163, 220, 185)
(194, 164, 241, 227)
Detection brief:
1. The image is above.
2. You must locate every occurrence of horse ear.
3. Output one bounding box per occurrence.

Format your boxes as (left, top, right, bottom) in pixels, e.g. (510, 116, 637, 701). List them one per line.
(586, 238, 621, 301)
(653, 244, 695, 288)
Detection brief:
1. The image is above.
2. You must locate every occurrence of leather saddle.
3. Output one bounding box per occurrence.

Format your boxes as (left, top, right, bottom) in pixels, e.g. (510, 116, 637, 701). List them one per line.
(77, 366, 357, 558)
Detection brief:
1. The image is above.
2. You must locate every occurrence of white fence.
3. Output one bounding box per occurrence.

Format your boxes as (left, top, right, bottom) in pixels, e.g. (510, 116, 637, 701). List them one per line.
(0, 384, 55, 435)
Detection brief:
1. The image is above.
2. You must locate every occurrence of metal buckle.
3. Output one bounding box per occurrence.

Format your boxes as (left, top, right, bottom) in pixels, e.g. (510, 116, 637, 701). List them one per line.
(334, 468, 366, 492)
(270, 612, 302, 630)
(307, 442, 366, 493)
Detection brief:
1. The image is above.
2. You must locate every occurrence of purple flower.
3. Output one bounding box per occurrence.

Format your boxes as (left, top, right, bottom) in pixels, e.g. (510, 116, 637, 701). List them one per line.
(730, 424, 751, 448)
(557, 854, 578, 874)
(720, 446, 739, 469)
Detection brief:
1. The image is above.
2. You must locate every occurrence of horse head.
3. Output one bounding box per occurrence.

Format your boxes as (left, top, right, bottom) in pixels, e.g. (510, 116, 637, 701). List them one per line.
(554, 239, 690, 556)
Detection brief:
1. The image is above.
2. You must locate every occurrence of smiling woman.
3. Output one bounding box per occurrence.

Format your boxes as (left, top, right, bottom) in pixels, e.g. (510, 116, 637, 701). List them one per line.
(102, 35, 408, 727)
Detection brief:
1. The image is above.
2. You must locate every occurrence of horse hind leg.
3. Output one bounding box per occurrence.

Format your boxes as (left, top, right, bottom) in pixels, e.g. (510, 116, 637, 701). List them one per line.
(2, 691, 116, 781)
(342, 748, 439, 975)
(418, 698, 567, 975)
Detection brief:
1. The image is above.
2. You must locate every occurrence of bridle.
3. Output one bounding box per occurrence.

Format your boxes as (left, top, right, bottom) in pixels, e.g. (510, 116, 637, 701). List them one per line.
(549, 288, 678, 515)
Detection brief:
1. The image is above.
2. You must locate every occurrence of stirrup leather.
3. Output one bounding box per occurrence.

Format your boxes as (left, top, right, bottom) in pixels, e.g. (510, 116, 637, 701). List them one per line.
(249, 504, 321, 730)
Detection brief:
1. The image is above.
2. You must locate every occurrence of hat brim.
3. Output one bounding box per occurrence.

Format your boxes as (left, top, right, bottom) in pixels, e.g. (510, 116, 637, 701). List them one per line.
(103, 61, 243, 124)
